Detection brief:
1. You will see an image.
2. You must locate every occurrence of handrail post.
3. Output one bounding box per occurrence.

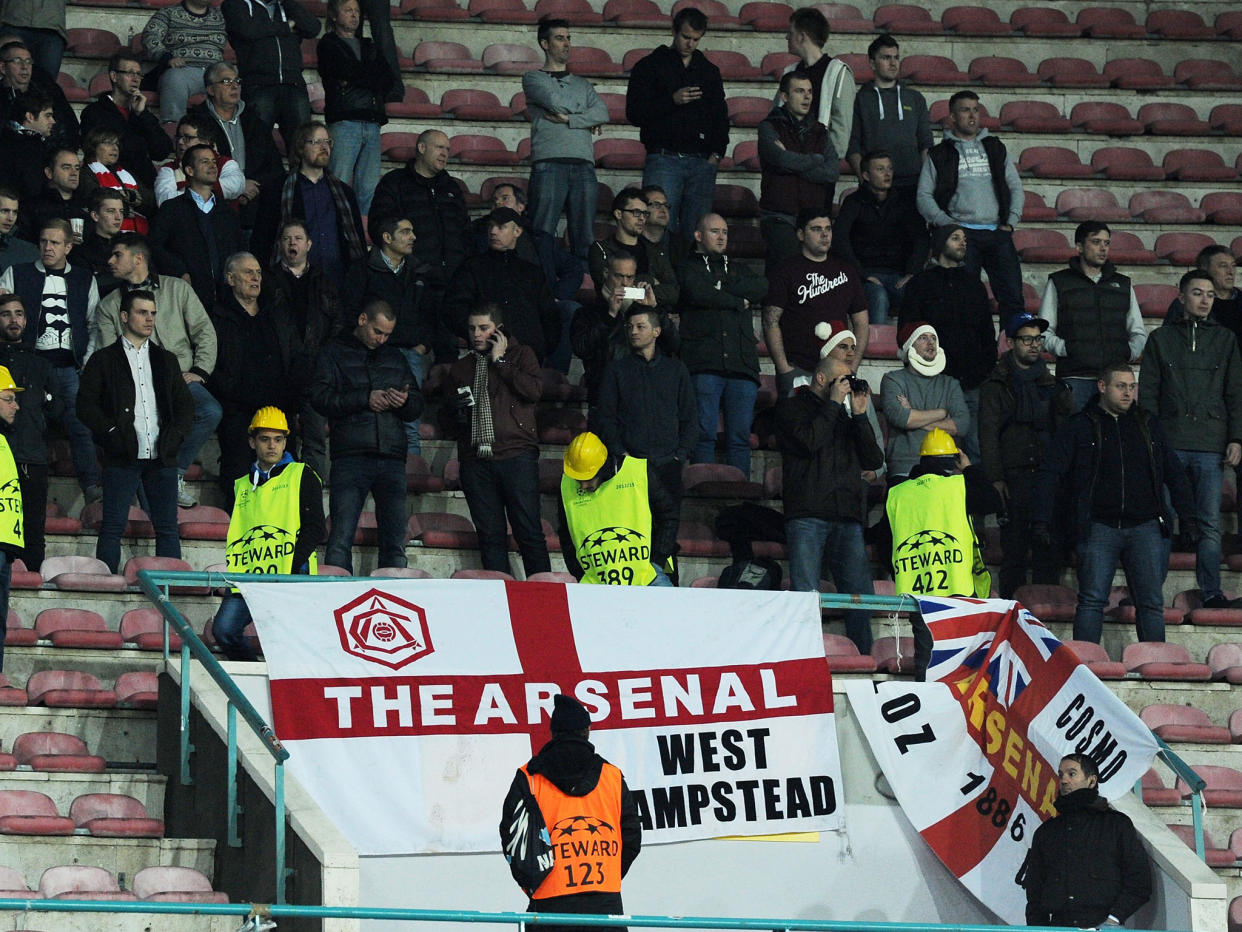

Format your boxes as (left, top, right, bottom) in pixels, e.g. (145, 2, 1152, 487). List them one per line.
(275, 761, 288, 905)
(227, 703, 242, 847)
(179, 642, 194, 785)
(1190, 788, 1205, 861)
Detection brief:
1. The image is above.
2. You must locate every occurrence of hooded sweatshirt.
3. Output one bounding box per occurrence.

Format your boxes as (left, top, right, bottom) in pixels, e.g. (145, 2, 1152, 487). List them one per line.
(916, 126, 1023, 230)
(847, 81, 933, 184)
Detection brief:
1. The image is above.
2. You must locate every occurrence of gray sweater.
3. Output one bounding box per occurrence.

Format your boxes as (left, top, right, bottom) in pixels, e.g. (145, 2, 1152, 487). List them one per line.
(522, 69, 609, 163)
(879, 367, 969, 479)
(915, 127, 1023, 229)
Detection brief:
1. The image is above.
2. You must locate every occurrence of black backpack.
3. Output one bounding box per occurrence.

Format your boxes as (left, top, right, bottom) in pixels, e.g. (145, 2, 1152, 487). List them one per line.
(718, 557, 783, 590)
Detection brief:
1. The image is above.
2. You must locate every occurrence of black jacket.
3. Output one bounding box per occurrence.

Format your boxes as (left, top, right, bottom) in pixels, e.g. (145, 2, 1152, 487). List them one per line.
(0, 68, 78, 150)
(150, 191, 243, 313)
(775, 386, 883, 523)
(625, 44, 728, 158)
(592, 349, 697, 466)
(77, 337, 194, 468)
(571, 299, 680, 405)
(309, 331, 422, 460)
(208, 290, 307, 415)
(368, 164, 470, 289)
(186, 99, 286, 225)
(221, 0, 320, 88)
(978, 354, 1072, 481)
(440, 339, 541, 462)
(317, 31, 390, 125)
(1023, 787, 1151, 927)
(444, 249, 560, 363)
(250, 170, 366, 273)
(27, 186, 91, 244)
(0, 342, 61, 464)
(344, 247, 430, 348)
(677, 251, 768, 380)
(898, 263, 997, 390)
(268, 261, 344, 357)
(832, 185, 927, 276)
(79, 95, 172, 188)
(0, 127, 48, 204)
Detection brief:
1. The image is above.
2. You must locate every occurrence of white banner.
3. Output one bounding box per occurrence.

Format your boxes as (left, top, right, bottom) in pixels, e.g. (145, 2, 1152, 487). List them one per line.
(847, 597, 1159, 925)
(242, 580, 843, 856)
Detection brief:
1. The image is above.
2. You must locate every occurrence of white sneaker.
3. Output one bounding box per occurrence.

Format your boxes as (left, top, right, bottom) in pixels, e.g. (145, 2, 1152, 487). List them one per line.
(177, 475, 198, 508)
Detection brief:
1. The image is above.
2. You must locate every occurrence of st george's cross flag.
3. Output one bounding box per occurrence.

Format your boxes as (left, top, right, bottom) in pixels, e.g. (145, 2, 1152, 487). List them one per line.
(240, 579, 844, 856)
(847, 597, 1158, 925)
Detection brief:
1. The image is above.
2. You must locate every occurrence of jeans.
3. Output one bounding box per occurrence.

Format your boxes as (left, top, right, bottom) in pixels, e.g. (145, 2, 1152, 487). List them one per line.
(48, 365, 100, 489)
(398, 347, 428, 455)
(1172, 449, 1224, 600)
(862, 270, 906, 326)
(692, 373, 757, 476)
(213, 593, 257, 662)
(329, 120, 382, 216)
(158, 64, 208, 123)
(243, 83, 311, 151)
(650, 565, 673, 586)
(325, 454, 407, 572)
(97, 461, 181, 574)
(4, 27, 64, 77)
(179, 380, 222, 474)
(642, 152, 718, 235)
(760, 214, 799, 278)
(786, 517, 874, 653)
(528, 160, 597, 260)
(997, 467, 1061, 598)
(959, 386, 981, 465)
(459, 451, 550, 577)
(16, 463, 48, 573)
(1064, 377, 1099, 414)
(963, 228, 1023, 321)
(1073, 519, 1168, 643)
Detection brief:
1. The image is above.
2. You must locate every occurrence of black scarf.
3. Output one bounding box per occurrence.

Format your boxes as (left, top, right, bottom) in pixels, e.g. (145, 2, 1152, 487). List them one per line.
(1007, 354, 1051, 430)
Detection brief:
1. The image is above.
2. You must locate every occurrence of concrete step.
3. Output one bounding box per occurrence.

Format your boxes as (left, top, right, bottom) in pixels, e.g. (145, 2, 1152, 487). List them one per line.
(0, 833, 214, 893)
(0, 912, 237, 932)
(0, 768, 165, 816)
(0, 706, 155, 766)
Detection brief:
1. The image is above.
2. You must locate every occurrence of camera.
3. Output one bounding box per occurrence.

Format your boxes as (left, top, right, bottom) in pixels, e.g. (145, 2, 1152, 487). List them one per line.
(846, 376, 868, 394)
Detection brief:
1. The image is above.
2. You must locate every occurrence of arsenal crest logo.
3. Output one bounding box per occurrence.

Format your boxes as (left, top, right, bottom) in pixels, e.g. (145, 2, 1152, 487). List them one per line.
(334, 588, 434, 669)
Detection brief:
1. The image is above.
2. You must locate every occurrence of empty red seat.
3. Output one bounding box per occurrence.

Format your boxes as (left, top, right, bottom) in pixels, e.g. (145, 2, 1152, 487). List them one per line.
(413, 41, 483, 72)
(602, 0, 665, 25)
(899, 55, 968, 84)
(1021, 191, 1056, 221)
(405, 455, 446, 493)
(672, 0, 739, 28)
(13, 733, 105, 773)
(1061, 640, 1126, 679)
(116, 671, 158, 710)
(823, 634, 878, 673)
(944, 7, 1010, 35)
(122, 555, 205, 593)
(469, 0, 538, 21)
(133, 865, 227, 903)
(371, 566, 434, 579)
(451, 135, 519, 165)
(1012, 230, 1074, 262)
(1122, 642, 1211, 680)
(738, 1, 791, 30)
(536, 407, 586, 443)
(873, 4, 943, 34)
(1055, 189, 1128, 222)
(481, 43, 541, 75)
(1176, 765, 1242, 806)
(70, 794, 164, 837)
(703, 49, 761, 79)
(1017, 147, 1092, 179)
(441, 89, 510, 121)
(39, 865, 136, 901)
(1167, 825, 1233, 867)
(1014, 583, 1078, 621)
(1091, 146, 1163, 181)
(675, 521, 730, 557)
(682, 464, 763, 499)
(1211, 105, 1242, 134)
(450, 569, 515, 581)
(999, 100, 1070, 133)
(1154, 232, 1215, 266)
(534, 0, 602, 22)
(1076, 7, 1145, 37)
(0, 790, 74, 835)
(1138, 102, 1211, 135)
(568, 46, 623, 76)
(66, 28, 123, 57)
(1071, 103, 1144, 137)
(1131, 194, 1207, 225)
(871, 636, 916, 674)
(1210, 643, 1242, 684)
(712, 184, 759, 217)
(1146, 9, 1215, 39)
(27, 670, 117, 708)
(0, 865, 30, 896)
(34, 608, 123, 649)
(39, 556, 126, 591)
(175, 503, 230, 540)
(403, 0, 470, 18)
(759, 51, 800, 79)
(56, 72, 89, 102)
(969, 57, 1038, 85)
(1220, 11, 1242, 38)
(44, 501, 82, 535)
(1163, 149, 1237, 182)
(727, 96, 772, 127)
(407, 512, 477, 549)
(1038, 58, 1109, 88)
(1175, 59, 1242, 90)
(1140, 769, 1181, 805)
(1135, 284, 1179, 318)
(1106, 232, 1158, 266)
(1140, 704, 1230, 743)
(1104, 59, 1175, 90)
(5, 558, 38, 590)
(1010, 7, 1080, 35)
(1203, 193, 1242, 226)
(593, 138, 645, 169)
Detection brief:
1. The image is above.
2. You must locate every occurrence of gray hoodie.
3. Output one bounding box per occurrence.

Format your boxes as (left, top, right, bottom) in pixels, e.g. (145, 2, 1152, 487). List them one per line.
(915, 126, 1023, 229)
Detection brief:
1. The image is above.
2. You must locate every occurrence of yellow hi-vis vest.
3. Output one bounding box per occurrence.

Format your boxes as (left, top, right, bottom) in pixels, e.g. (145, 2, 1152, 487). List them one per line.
(561, 456, 656, 586)
(226, 462, 318, 577)
(521, 762, 624, 898)
(0, 436, 23, 551)
(886, 472, 990, 598)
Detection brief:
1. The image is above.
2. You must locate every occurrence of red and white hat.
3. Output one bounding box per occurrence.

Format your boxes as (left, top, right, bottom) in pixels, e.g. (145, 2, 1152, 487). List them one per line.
(814, 320, 855, 358)
(897, 321, 946, 375)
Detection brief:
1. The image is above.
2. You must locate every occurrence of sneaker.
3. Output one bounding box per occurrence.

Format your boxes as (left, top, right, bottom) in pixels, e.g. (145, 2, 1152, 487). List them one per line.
(177, 475, 198, 508)
(1202, 594, 1230, 609)
(83, 484, 102, 505)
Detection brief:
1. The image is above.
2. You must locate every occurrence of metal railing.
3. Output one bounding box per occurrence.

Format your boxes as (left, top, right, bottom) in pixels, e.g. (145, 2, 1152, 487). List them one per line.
(134, 573, 1212, 907)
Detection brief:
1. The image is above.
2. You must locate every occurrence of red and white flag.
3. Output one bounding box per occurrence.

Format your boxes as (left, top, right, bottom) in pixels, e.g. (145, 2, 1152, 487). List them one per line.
(847, 597, 1159, 925)
(241, 580, 843, 856)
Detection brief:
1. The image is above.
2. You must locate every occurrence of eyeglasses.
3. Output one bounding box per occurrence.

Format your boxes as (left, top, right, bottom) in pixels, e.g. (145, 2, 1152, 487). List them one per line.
(175, 134, 200, 142)
(2, 57, 32, 67)
(1014, 335, 1045, 346)
(213, 77, 241, 87)
(308, 138, 334, 148)
(620, 208, 649, 218)
(646, 201, 669, 210)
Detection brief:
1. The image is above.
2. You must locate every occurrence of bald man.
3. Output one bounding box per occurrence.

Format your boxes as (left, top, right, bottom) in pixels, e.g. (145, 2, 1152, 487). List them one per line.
(676, 213, 767, 474)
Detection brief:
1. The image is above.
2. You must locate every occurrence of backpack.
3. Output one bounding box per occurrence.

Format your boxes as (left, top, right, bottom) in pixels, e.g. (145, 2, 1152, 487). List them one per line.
(718, 557, 783, 590)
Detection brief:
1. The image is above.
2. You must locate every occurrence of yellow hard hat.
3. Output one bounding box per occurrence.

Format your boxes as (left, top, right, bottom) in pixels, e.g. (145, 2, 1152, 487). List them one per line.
(920, 427, 959, 458)
(564, 431, 608, 481)
(248, 406, 289, 434)
(0, 367, 23, 394)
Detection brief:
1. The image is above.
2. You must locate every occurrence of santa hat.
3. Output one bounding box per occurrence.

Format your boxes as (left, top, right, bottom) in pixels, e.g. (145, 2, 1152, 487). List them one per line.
(814, 320, 854, 358)
(897, 321, 946, 376)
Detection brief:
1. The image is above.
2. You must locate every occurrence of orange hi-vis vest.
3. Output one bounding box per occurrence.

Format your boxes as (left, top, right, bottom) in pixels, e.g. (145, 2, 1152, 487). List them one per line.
(521, 762, 624, 899)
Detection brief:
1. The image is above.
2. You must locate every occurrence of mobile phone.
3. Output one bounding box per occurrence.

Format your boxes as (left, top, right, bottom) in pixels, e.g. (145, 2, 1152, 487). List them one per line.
(622, 286, 646, 300)
(456, 385, 475, 407)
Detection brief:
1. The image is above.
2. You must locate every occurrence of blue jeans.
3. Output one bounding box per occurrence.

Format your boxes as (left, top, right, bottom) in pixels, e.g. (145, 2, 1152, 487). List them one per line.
(1073, 519, 1167, 643)
(786, 517, 874, 653)
(650, 565, 673, 586)
(963, 228, 1023, 321)
(329, 120, 382, 216)
(49, 365, 100, 489)
(243, 83, 311, 150)
(459, 451, 550, 577)
(4, 27, 64, 78)
(692, 374, 756, 476)
(1064, 377, 1099, 414)
(179, 380, 222, 474)
(399, 347, 428, 455)
(158, 65, 207, 123)
(213, 593, 257, 662)
(1173, 449, 1224, 600)
(546, 298, 581, 375)
(325, 454, 407, 572)
(862, 270, 906, 326)
(528, 160, 597, 260)
(959, 386, 981, 465)
(642, 152, 718, 235)
(97, 461, 181, 573)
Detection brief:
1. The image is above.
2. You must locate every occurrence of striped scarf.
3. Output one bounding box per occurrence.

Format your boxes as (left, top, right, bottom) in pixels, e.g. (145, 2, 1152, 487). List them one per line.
(88, 161, 147, 234)
(277, 170, 365, 265)
(469, 351, 494, 459)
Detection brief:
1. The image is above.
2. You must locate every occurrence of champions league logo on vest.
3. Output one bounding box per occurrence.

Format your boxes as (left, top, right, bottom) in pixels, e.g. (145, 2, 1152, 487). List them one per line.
(893, 528, 966, 594)
(226, 524, 296, 573)
(0, 477, 20, 512)
(552, 814, 618, 855)
(579, 526, 650, 583)
(333, 588, 434, 669)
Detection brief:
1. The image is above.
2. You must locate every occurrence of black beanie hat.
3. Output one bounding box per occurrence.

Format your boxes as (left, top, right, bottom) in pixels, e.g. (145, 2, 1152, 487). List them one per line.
(929, 223, 965, 258)
(550, 693, 591, 733)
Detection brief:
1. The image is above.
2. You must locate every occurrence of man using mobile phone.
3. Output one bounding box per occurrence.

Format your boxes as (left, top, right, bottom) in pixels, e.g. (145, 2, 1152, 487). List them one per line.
(79, 51, 172, 188)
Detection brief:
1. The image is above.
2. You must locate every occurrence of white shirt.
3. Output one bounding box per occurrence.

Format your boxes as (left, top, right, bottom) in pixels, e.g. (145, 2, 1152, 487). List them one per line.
(121, 336, 160, 458)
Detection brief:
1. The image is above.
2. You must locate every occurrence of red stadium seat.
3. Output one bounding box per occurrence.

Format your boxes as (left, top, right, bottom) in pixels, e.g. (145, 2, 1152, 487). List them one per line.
(1122, 642, 1211, 680)
(1135, 284, 1178, 318)
(1202, 193, 1242, 226)
(1060, 641, 1126, 679)
(818, 4, 871, 33)
(66, 28, 123, 58)
(132, 866, 227, 903)
(602, 0, 665, 26)
(823, 634, 879, 673)
(80, 502, 153, 537)
(70, 794, 164, 837)
(1146, 10, 1215, 39)
(13, 733, 105, 773)
(1138, 102, 1211, 135)
(738, 2, 792, 30)
(413, 41, 483, 73)
(730, 140, 760, 171)
(1070, 103, 1144, 136)
(968, 57, 1039, 86)
(1176, 765, 1242, 806)
(1166, 825, 1233, 868)
(39, 866, 136, 901)
(39, 556, 126, 592)
(672, 0, 740, 28)
(760, 51, 799, 79)
(1140, 769, 1181, 805)
(871, 636, 917, 674)
(712, 184, 759, 217)
(44, 501, 82, 534)
(873, 4, 943, 34)
(122, 555, 203, 591)
(1010, 7, 1080, 36)
(536, 406, 587, 443)
(385, 87, 441, 119)
(593, 138, 646, 169)
(1016, 147, 1092, 179)
(727, 96, 772, 127)
(0, 672, 24, 706)
(527, 571, 578, 583)
(116, 671, 159, 710)
(405, 455, 446, 493)
(1154, 232, 1214, 265)
(1175, 59, 1242, 90)
(1105, 59, 1175, 90)
(0, 791, 75, 835)
(407, 512, 478, 549)
(34, 609, 123, 649)
(1140, 705, 1230, 743)
(1038, 58, 1109, 88)
(675, 521, 730, 557)
(450, 569, 515, 581)
(0, 866, 30, 896)
(371, 567, 434, 579)
(682, 464, 763, 499)
(593, 92, 626, 123)
(177, 504, 230, 540)
(836, 53, 872, 84)
(943, 8, 1010, 35)
(1210, 643, 1242, 684)
(899, 55, 969, 84)
(1091, 146, 1163, 181)
(533, 0, 601, 21)
(1163, 149, 1237, 182)
(1012, 229, 1074, 262)
(450, 135, 520, 165)
(403, 0, 470, 19)
(567, 46, 623, 76)
(1055, 189, 1128, 222)
(121, 608, 182, 651)
(8, 559, 40, 589)
(1021, 191, 1056, 221)
(1130, 193, 1206, 225)
(1013, 584, 1078, 621)
(1106, 232, 1158, 266)
(999, 100, 1070, 133)
(26, 670, 117, 708)
(56, 72, 88, 102)
(703, 49, 761, 79)
(621, 48, 652, 74)
(1219, 11, 1242, 38)
(470, 0, 538, 22)
(481, 44, 541, 75)
(441, 90, 510, 121)
(1076, 7, 1146, 38)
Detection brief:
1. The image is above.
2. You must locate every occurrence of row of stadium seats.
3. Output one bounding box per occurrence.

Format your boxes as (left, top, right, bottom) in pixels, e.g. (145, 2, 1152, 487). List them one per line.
(0, 863, 224, 903)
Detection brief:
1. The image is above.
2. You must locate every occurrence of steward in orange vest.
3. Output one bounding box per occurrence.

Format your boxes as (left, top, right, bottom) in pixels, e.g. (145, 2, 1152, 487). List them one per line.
(500, 694, 642, 928)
